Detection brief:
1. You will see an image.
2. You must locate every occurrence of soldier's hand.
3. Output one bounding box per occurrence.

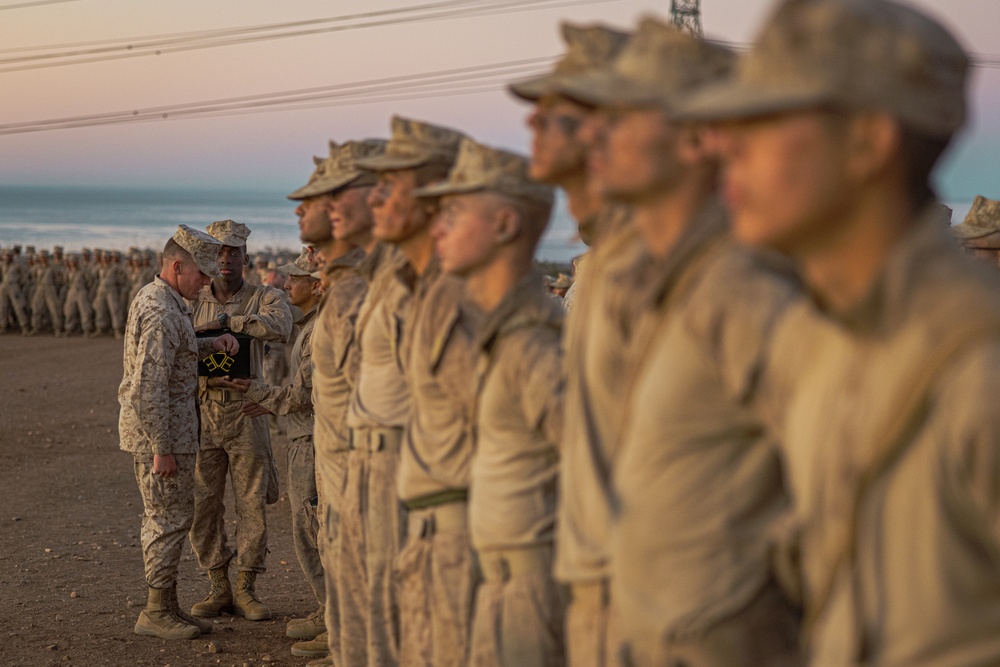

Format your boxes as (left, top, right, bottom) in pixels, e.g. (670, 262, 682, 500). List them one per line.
(214, 377, 252, 392)
(241, 402, 272, 417)
(213, 333, 239, 355)
(152, 454, 178, 478)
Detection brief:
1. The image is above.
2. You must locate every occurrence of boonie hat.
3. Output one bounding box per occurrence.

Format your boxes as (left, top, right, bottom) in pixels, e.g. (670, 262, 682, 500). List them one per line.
(508, 22, 630, 102)
(952, 195, 1000, 240)
(677, 0, 969, 138)
(414, 138, 554, 206)
(207, 219, 251, 248)
(556, 16, 734, 112)
(172, 224, 223, 277)
(277, 249, 316, 278)
(354, 116, 465, 172)
(287, 139, 388, 200)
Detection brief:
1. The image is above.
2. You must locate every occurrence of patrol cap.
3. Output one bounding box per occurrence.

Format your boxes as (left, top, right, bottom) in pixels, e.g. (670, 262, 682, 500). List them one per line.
(287, 139, 389, 200)
(81, 247, 92, 255)
(952, 195, 1000, 240)
(354, 116, 465, 172)
(53, 245, 64, 255)
(277, 249, 315, 277)
(677, 0, 969, 139)
(206, 219, 251, 248)
(552, 273, 573, 289)
(556, 17, 734, 112)
(25, 245, 35, 255)
(508, 22, 630, 102)
(172, 224, 223, 277)
(413, 137, 554, 206)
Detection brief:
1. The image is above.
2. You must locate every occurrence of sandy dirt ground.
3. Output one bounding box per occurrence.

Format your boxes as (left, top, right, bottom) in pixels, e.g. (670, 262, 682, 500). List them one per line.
(0, 334, 322, 667)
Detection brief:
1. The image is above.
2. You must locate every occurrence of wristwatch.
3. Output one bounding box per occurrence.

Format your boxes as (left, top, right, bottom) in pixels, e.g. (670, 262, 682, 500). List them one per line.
(217, 312, 229, 329)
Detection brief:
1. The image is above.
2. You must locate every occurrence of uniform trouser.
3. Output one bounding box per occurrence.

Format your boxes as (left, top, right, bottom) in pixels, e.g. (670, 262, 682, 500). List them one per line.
(337, 448, 370, 667)
(93, 288, 123, 332)
(288, 435, 325, 605)
(617, 580, 803, 667)
(31, 288, 61, 332)
(0, 286, 29, 330)
(397, 502, 479, 667)
(343, 426, 405, 667)
(63, 288, 93, 334)
(133, 453, 196, 589)
(566, 579, 613, 667)
(470, 545, 566, 667)
(316, 443, 350, 662)
(190, 433, 269, 573)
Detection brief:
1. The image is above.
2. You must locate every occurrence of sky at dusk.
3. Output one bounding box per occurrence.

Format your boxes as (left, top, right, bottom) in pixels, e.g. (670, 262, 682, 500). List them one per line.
(1, 0, 998, 205)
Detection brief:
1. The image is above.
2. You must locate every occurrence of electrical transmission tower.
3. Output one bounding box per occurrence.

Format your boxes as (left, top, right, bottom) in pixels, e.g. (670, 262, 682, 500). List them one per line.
(671, 0, 702, 36)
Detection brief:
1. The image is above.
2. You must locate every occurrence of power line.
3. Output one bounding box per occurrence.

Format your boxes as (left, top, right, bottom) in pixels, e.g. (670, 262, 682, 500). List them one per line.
(0, 57, 554, 135)
(0, 0, 616, 73)
(0, 0, 79, 10)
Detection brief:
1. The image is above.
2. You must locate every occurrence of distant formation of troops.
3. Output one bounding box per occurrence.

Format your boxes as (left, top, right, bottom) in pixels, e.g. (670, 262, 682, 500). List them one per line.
(108, 1, 1000, 667)
(0, 245, 309, 338)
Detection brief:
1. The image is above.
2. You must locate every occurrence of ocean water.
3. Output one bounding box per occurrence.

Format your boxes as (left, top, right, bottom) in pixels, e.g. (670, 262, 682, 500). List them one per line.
(0, 185, 586, 263)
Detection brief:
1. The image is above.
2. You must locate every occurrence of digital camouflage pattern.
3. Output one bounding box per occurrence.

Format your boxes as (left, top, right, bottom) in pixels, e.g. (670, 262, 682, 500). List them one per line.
(190, 279, 292, 574)
(610, 202, 801, 666)
(133, 453, 197, 588)
(469, 272, 565, 667)
(118, 277, 216, 456)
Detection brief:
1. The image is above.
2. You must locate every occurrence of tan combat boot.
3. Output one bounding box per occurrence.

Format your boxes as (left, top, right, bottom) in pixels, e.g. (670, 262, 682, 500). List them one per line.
(165, 586, 214, 634)
(233, 571, 271, 621)
(286, 606, 325, 639)
(190, 567, 234, 618)
(133, 586, 200, 640)
(291, 631, 330, 658)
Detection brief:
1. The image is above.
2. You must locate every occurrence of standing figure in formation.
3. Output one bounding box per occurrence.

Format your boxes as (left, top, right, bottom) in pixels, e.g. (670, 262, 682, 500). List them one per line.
(428, 139, 566, 667)
(63, 252, 96, 336)
(0, 247, 30, 334)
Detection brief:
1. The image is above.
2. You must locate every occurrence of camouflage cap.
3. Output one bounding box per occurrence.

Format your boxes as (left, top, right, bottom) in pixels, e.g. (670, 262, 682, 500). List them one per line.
(413, 137, 554, 205)
(277, 249, 315, 277)
(558, 17, 734, 112)
(677, 0, 969, 138)
(25, 245, 35, 255)
(354, 116, 465, 172)
(508, 22, 630, 102)
(172, 224, 223, 277)
(53, 245, 64, 255)
(952, 196, 1000, 240)
(287, 139, 389, 200)
(81, 247, 92, 255)
(552, 273, 573, 289)
(206, 219, 251, 248)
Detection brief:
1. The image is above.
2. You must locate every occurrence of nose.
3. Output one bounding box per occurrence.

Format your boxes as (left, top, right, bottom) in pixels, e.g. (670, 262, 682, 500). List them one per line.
(526, 108, 543, 131)
(295, 201, 306, 217)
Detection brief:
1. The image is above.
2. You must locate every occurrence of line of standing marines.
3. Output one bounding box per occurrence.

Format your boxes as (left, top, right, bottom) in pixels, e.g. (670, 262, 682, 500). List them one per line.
(116, 0, 1000, 665)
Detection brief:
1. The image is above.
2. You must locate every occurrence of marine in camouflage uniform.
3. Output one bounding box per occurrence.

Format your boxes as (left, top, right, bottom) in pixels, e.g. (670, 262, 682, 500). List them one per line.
(188, 219, 293, 622)
(118, 224, 230, 641)
(63, 252, 97, 336)
(217, 251, 326, 619)
(351, 116, 465, 667)
(558, 21, 803, 666)
(427, 140, 565, 667)
(681, 1, 1000, 664)
(286, 138, 384, 662)
(29, 249, 65, 336)
(0, 248, 30, 334)
(95, 250, 129, 337)
(507, 24, 629, 667)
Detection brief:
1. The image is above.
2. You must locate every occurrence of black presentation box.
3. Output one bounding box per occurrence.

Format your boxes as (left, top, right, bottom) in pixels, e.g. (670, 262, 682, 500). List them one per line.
(196, 331, 253, 378)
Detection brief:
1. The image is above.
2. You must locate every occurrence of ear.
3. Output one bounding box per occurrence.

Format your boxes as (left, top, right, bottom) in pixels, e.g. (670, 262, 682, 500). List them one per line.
(494, 204, 522, 245)
(845, 113, 900, 182)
